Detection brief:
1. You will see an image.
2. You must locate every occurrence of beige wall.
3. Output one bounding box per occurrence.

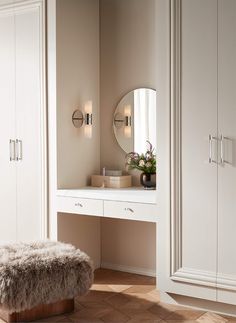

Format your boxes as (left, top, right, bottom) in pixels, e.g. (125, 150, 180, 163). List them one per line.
(101, 218, 156, 275)
(58, 213, 101, 269)
(100, 0, 157, 174)
(56, 0, 101, 267)
(0, 0, 13, 4)
(100, 0, 157, 275)
(55, 0, 156, 275)
(57, 0, 100, 189)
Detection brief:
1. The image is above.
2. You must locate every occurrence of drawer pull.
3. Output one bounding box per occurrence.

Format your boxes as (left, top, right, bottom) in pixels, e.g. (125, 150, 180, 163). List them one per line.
(124, 207, 134, 213)
(75, 202, 83, 207)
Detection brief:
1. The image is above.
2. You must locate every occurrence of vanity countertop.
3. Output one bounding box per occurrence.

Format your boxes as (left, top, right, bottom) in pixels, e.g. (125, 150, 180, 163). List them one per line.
(57, 187, 157, 204)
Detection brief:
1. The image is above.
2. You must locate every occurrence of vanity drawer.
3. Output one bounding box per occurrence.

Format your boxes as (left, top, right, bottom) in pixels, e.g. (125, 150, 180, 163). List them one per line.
(57, 196, 103, 217)
(104, 201, 157, 222)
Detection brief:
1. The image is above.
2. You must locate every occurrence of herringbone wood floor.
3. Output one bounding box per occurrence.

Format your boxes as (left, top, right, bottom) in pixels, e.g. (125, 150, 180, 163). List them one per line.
(1, 269, 236, 323)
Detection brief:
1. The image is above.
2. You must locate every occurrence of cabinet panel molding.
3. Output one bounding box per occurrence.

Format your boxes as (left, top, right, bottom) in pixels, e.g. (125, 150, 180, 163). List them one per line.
(15, 0, 47, 240)
(170, 0, 217, 288)
(0, 0, 47, 241)
(171, 268, 216, 288)
(217, 0, 236, 299)
(0, 9, 17, 243)
(170, 0, 182, 277)
(0, 0, 44, 14)
(217, 274, 236, 292)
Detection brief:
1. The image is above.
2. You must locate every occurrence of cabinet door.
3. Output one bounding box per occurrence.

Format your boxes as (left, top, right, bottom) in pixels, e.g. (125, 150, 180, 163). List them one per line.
(167, 0, 218, 300)
(217, 0, 236, 305)
(0, 11, 17, 243)
(15, 4, 45, 241)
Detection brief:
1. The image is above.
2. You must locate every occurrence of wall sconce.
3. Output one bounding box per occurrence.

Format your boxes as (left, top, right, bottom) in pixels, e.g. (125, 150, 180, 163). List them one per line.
(112, 105, 131, 138)
(72, 101, 93, 138)
(124, 105, 132, 138)
(84, 101, 92, 138)
(113, 108, 132, 138)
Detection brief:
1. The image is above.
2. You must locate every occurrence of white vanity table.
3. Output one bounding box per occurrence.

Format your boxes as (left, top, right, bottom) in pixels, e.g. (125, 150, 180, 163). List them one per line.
(57, 187, 157, 222)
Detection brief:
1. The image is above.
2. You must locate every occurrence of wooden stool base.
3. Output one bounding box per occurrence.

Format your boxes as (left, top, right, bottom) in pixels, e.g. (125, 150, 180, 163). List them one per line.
(0, 298, 74, 323)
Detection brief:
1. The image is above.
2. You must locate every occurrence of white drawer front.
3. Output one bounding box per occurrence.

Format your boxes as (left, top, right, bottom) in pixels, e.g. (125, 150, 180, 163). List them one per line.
(104, 201, 157, 222)
(57, 196, 103, 217)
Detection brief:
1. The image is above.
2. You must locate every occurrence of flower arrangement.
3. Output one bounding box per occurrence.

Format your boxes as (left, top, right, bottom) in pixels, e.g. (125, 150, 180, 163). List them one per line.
(125, 141, 156, 174)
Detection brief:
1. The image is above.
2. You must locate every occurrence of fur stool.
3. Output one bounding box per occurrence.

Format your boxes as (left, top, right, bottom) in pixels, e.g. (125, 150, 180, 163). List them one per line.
(0, 240, 93, 322)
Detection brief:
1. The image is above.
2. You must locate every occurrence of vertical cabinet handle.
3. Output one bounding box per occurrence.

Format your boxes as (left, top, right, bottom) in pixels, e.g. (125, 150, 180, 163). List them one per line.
(220, 135, 229, 165)
(208, 135, 217, 164)
(9, 139, 15, 161)
(16, 139, 23, 161)
(220, 135, 225, 165)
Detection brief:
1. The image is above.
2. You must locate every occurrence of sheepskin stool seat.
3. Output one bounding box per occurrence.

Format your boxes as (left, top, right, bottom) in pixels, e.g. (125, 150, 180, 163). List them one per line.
(0, 240, 93, 323)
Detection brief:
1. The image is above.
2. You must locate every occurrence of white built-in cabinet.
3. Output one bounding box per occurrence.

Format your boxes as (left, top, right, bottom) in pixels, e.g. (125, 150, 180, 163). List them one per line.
(158, 0, 236, 307)
(0, 0, 46, 243)
(217, 0, 236, 304)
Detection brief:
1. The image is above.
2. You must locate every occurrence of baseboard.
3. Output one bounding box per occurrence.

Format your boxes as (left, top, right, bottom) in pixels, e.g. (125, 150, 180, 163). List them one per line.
(160, 292, 236, 317)
(101, 262, 156, 277)
(93, 261, 101, 270)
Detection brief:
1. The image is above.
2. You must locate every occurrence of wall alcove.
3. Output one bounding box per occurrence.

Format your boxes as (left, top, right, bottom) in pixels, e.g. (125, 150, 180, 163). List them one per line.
(48, 0, 158, 277)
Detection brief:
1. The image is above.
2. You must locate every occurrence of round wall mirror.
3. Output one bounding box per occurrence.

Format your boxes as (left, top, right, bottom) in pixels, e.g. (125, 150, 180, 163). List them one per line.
(113, 88, 156, 153)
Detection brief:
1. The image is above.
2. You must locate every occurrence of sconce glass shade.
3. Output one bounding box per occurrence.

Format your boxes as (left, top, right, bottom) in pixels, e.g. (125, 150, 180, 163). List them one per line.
(84, 113, 93, 138)
(72, 110, 84, 128)
(84, 125, 92, 138)
(124, 104, 131, 117)
(85, 100, 92, 114)
(124, 125, 132, 138)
